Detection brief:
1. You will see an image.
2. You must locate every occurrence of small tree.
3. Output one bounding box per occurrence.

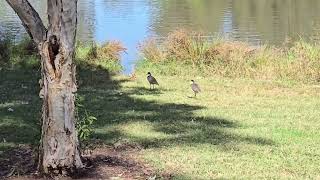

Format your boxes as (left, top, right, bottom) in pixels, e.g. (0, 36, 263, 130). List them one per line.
(6, 0, 83, 174)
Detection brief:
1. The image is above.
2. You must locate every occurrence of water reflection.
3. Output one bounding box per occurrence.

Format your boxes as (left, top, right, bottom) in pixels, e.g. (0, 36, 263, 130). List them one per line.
(151, 0, 320, 45)
(0, 0, 46, 41)
(230, 0, 320, 44)
(1, 0, 320, 73)
(95, 0, 153, 73)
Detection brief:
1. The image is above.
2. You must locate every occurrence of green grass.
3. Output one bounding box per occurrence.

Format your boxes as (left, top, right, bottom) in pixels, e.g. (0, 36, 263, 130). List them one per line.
(76, 60, 320, 179)
(108, 72, 320, 179)
(1, 62, 320, 179)
(1, 37, 320, 178)
(0, 68, 41, 153)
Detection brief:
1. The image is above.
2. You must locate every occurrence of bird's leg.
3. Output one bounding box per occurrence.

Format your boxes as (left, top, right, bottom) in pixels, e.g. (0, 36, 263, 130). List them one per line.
(194, 92, 197, 98)
(150, 84, 151, 90)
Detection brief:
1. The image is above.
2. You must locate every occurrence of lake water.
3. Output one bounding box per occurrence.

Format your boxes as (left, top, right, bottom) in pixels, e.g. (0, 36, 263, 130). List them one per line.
(1, 0, 320, 73)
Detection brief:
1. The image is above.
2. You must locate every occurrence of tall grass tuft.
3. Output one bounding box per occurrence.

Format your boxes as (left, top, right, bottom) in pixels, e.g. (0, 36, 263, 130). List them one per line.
(75, 40, 126, 72)
(138, 38, 165, 63)
(98, 41, 126, 61)
(139, 29, 320, 83)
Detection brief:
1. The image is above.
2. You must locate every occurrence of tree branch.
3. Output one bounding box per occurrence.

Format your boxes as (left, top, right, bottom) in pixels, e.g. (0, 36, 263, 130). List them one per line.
(6, 0, 47, 44)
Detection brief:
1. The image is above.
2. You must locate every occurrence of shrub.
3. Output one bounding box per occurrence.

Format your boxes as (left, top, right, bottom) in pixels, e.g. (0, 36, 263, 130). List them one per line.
(98, 41, 126, 61)
(75, 41, 126, 72)
(138, 38, 165, 62)
(75, 95, 97, 154)
(86, 43, 98, 59)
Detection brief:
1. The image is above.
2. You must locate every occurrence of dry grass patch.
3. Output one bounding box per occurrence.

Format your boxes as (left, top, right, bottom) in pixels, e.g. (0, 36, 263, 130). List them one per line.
(139, 29, 320, 83)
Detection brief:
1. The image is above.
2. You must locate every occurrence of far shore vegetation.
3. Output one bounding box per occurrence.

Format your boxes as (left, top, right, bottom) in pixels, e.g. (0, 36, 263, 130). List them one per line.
(1, 30, 320, 179)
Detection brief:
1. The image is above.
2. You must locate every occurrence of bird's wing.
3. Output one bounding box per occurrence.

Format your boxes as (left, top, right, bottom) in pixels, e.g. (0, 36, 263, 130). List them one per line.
(192, 83, 201, 92)
(196, 84, 201, 92)
(197, 84, 201, 92)
(151, 76, 159, 85)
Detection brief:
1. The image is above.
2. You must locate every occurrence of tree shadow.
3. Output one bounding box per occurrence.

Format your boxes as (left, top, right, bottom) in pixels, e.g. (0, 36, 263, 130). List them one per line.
(0, 68, 41, 146)
(126, 86, 165, 95)
(77, 63, 274, 149)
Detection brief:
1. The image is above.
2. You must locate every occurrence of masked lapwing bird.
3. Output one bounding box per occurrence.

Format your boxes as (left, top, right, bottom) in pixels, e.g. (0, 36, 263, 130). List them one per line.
(147, 72, 159, 90)
(191, 80, 201, 97)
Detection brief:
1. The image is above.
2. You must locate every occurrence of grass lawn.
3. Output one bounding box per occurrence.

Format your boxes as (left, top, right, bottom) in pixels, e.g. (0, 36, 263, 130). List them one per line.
(1, 65, 320, 179)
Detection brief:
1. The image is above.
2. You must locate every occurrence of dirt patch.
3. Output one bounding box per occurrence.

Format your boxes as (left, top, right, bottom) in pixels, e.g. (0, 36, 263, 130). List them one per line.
(1, 145, 170, 180)
(0, 145, 37, 178)
(73, 147, 156, 179)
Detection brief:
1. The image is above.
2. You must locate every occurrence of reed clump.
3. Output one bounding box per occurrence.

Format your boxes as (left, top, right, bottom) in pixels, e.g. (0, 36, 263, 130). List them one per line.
(138, 38, 165, 63)
(75, 40, 126, 72)
(139, 29, 320, 83)
(78, 40, 126, 62)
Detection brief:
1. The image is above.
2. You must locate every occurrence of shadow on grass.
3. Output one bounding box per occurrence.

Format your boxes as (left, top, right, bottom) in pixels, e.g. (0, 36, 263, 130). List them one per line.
(77, 64, 274, 148)
(126, 86, 165, 96)
(0, 68, 41, 145)
(0, 68, 41, 177)
(0, 62, 274, 178)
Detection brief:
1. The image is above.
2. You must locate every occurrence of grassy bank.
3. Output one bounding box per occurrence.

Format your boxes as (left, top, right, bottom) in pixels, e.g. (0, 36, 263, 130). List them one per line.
(139, 29, 320, 83)
(1, 35, 320, 179)
(0, 37, 125, 72)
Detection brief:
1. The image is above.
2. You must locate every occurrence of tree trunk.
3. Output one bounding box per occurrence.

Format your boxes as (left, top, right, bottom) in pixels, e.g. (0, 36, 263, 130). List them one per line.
(6, 0, 83, 174)
(38, 40, 82, 173)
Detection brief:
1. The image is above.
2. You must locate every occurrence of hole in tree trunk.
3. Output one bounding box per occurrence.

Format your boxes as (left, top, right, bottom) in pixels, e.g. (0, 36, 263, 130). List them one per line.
(48, 35, 59, 71)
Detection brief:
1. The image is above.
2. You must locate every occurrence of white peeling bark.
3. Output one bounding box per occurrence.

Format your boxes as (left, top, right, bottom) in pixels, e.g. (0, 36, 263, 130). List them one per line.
(6, 0, 83, 174)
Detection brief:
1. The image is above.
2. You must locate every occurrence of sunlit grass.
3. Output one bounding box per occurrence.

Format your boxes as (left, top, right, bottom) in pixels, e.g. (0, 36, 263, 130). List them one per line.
(90, 68, 320, 179)
(75, 51, 320, 178)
